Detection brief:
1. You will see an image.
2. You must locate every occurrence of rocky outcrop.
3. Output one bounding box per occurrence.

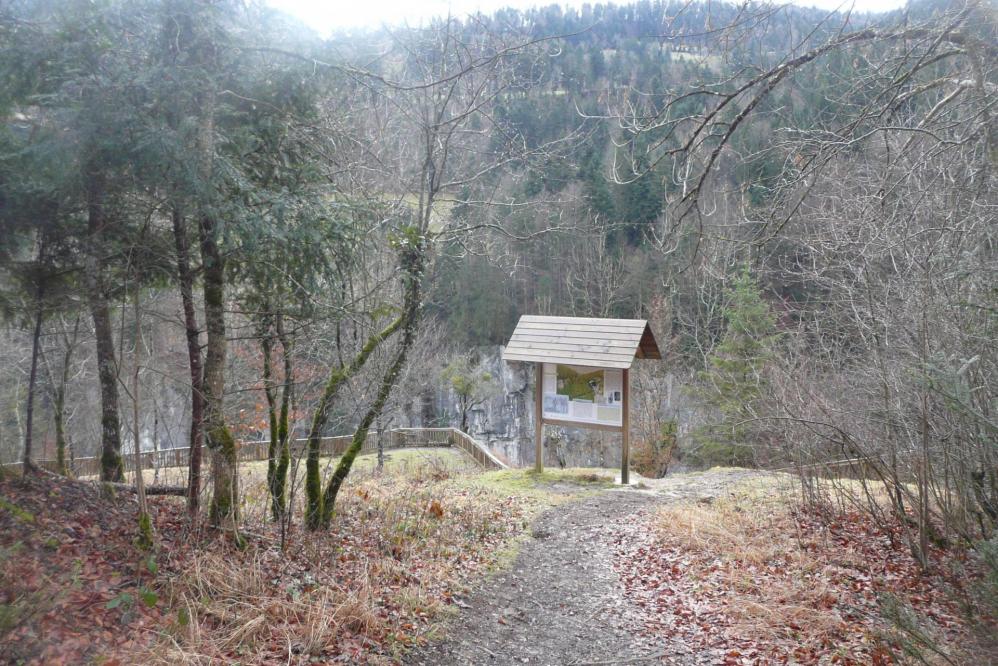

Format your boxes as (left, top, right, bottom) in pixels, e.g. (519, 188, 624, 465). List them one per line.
(424, 346, 623, 469)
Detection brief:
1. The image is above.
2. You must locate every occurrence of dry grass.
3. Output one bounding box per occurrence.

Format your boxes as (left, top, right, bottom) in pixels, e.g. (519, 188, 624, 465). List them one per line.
(151, 553, 386, 665)
(653, 479, 856, 646)
(140, 449, 541, 663)
(671, 520, 842, 640)
(630, 475, 982, 664)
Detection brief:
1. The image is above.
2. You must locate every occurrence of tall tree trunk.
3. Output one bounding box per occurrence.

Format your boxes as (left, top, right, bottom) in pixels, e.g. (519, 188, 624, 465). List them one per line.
(22, 281, 44, 472)
(317, 237, 425, 528)
(262, 312, 294, 521)
(160, 2, 204, 516)
(85, 179, 124, 482)
(260, 319, 280, 518)
(192, 70, 238, 528)
(199, 208, 238, 527)
(171, 205, 204, 517)
(273, 312, 292, 520)
(152, 404, 160, 485)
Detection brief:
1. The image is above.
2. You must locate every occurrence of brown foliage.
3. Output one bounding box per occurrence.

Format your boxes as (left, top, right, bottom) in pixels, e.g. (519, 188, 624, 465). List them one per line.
(613, 479, 995, 664)
(0, 472, 167, 664)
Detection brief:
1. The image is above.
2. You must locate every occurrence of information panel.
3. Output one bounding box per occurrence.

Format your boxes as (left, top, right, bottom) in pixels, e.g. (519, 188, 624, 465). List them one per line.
(541, 362, 623, 427)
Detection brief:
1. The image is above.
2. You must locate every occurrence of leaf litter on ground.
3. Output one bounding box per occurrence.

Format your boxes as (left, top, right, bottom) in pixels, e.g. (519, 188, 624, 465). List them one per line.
(611, 479, 995, 665)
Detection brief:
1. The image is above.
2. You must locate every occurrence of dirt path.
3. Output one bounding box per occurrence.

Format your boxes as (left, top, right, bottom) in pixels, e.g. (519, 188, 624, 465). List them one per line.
(406, 470, 763, 666)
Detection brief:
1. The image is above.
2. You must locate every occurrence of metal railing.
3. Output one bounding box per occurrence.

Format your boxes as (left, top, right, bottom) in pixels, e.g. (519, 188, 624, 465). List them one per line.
(3, 427, 507, 477)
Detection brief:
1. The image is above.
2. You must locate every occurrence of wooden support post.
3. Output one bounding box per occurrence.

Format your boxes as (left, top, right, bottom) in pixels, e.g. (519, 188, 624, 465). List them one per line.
(535, 362, 543, 474)
(621, 367, 630, 485)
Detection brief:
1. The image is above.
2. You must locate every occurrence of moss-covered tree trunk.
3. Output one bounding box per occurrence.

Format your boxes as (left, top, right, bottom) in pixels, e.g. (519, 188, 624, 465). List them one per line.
(318, 234, 424, 529)
(303, 313, 404, 530)
(272, 313, 292, 520)
(261, 314, 292, 521)
(22, 285, 44, 472)
(85, 177, 124, 482)
(47, 316, 80, 477)
(195, 82, 239, 529)
(318, 325, 416, 527)
(200, 216, 238, 527)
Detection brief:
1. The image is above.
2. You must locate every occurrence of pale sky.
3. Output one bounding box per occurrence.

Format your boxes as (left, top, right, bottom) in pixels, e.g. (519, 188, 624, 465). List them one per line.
(267, 0, 908, 34)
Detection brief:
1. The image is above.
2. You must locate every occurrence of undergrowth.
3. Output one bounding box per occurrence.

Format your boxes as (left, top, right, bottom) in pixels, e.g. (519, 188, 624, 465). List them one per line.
(147, 451, 551, 663)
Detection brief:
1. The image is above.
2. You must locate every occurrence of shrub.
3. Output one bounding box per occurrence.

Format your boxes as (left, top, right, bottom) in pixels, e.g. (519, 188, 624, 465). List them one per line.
(631, 420, 678, 478)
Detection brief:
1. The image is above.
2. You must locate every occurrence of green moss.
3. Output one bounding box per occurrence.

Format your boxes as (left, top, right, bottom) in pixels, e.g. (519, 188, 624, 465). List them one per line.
(100, 447, 124, 482)
(448, 467, 615, 510)
(320, 429, 367, 527)
(207, 423, 239, 526)
(272, 434, 290, 521)
(304, 432, 324, 530)
(209, 489, 232, 526)
(221, 425, 237, 457)
(0, 598, 30, 636)
(136, 511, 153, 551)
(486, 467, 614, 490)
(305, 315, 406, 531)
(488, 532, 529, 573)
(0, 498, 34, 524)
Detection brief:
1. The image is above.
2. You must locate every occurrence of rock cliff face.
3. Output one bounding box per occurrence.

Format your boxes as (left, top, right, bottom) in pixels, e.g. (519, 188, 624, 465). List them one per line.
(424, 347, 623, 469)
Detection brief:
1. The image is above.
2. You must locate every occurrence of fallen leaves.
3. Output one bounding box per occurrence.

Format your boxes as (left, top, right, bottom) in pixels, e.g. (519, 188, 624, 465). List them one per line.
(611, 489, 993, 665)
(427, 499, 444, 519)
(0, 472, 168, 665)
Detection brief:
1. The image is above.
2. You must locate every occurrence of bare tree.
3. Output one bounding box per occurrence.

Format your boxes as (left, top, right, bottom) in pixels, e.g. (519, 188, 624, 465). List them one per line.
(612, 0, 996, 563)
(299, 17, 576, 528)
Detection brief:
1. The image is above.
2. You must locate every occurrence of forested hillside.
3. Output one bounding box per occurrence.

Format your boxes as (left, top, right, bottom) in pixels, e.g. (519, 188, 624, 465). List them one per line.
(420, 1, 884, 345)
(0, 0, 995, 662)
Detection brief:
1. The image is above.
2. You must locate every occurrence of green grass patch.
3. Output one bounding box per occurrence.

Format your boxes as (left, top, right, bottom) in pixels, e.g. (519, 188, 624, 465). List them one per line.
(0, 497, 35, 524)
(485, 467, 615, 490)
(453, 467, 615, 509)
(244, 447, 473, 480)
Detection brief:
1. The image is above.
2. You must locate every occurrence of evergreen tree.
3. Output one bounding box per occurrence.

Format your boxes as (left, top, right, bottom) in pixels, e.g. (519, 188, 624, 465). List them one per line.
(580, 148, 616, 221)
(618, 156, 663, 244)
(693, 270, 780, 467)
(0, 0, 150, 482)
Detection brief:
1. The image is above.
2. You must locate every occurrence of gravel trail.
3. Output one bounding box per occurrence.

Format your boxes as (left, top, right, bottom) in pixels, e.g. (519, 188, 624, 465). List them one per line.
(405, 469, 766, 666)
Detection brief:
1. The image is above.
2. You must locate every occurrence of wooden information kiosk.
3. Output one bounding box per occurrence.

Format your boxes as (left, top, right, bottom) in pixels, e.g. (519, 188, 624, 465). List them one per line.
(502, 315, 661, 484)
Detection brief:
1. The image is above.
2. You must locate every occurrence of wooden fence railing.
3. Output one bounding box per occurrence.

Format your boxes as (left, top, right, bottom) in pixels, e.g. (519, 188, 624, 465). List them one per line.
(3, 427, 507, 478)
(772, 456, 889, 481)
(450, 428, 510, 470)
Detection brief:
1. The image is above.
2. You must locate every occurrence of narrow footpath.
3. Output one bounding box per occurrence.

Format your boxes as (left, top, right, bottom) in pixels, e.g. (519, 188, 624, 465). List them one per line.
(405, 487, 699, 665)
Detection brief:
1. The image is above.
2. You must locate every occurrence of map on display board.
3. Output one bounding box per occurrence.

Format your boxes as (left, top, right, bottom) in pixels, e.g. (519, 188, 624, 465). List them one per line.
(541, 362, 623, 426)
